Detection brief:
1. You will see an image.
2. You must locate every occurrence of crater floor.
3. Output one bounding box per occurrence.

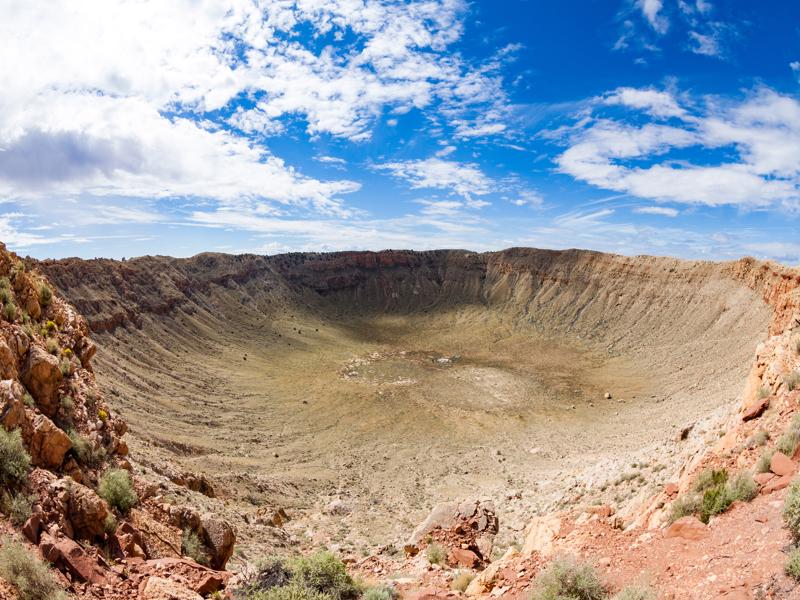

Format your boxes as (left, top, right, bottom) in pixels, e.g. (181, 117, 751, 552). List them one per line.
(40, 249, 772, 560)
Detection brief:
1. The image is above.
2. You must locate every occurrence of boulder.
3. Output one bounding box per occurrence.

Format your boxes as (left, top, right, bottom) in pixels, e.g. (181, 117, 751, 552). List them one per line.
(742, 396, 770, 421)
(522, 514, 562, 557)
(465, 547, 519, 597)
(140, 577, 203, 600)
(39, 533, 107, 585)
(448, 548, 479, 568)
(21, 345, 63, 416)
(408, 499, 498, 560)
(200, 513, 236, 570)
(762, 473, 794, 495)
(110, 521, 147, 560)
(27, 413, 71, 468)
(131, 508, 183, 559)
(663, 516, 708, 541)
(754, 472, 775, 486)
(51, 478, 110, 540)
(0, 338, 18, 380)
(22, 512, 42, 544)
(0, 379, 29, 432)
(770, 452, 796, 477)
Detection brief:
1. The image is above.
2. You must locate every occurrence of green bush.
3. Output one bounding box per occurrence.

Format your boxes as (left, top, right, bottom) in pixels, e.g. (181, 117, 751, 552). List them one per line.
(0, 428, 30, 488)
(671, 471, 757, 524)
(248, 583, 333, 600)
(783, 481, 800, 539)
(778, 432, 800, 456)
(786, 548, 800, 581)
(38, 284, 51, 307)
(425, 543, 446, 565)
(0, 537, 66, 600)
(747, 430, 770, 449)
(361, 586, 397, 600)
(45, 338, 58, 355)
(4, 301, 17, 322)
(757, 386, 771, 400)
(290, 551, 360, 600)
(67, 430, 106, 467)
(611, 586, 655, 600)
(98, 468, 138, 514)
(531, 557, 605, 600)
(668, 494, 701, 523)
(787, 371, 800, 392)
(9, 493, 33, 527)
(182, 529, 209, 565)
(756, 449, 775, 473)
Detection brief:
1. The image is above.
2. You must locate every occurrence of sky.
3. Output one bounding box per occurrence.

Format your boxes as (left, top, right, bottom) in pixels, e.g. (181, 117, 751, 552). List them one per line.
(1, 0, 799, 263)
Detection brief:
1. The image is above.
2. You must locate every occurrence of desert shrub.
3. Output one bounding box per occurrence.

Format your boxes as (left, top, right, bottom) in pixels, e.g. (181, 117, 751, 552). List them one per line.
(247, 582, 333, 600)
(756, 449, 775, 473)
(68, 430, 106, 466)
(747, 430, 770, 448)
(786, 548, 800, 581)
(0, 537, 66, 600)
(60, 396, 74, 411)
(425, 543, 446, 565)
(694, 468, 727, 492)
(672, 470, 756, 524)
(451, 571, 475, 592)
(0, 428, 31, 488)
(0, 288, 11, 306)
(4, 301, 17, 322)
(290, 551, 360, 600)
(783, 481, 800, 539)
(531, 557, 605, 600)
(787, 371, 800, 392)
(778, 432, 800, 456)
(611, 586, 655, 600)
(727, 472, 758, 503)
(182, 529, 209, 565)
(98, 408, 109, 422)
(757, 386, 771, 399)
(103, 513, 118, 535)
(38, 284, 51, 307)
(9, 493, 33, 527)
(361, 586, 397, 600)
(668, 493, 701, 523)
(0, 277, 10, 291)
(45, 338, 58, 355)
(236, 557, 294, 598)
(22, 392, 34, 408)
(43, 320, 57, 336)
(98, 468, 138, 514)
(59, 358, 71, 377)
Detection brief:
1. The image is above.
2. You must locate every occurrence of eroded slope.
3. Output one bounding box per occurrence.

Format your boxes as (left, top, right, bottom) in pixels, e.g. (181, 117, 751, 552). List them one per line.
(38, 248, 772, 555)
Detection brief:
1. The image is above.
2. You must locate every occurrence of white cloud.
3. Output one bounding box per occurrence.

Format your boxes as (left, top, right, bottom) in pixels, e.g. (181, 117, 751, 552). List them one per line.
(314, 156, 347, 165)
(791, 62, 800, 81)
(604, 87, 685, 118)
(375, 158, 493, 205)
(556, 87, 800, 210)
(633, 206, 679, 217)
(688, 29, 722, 57)
(637, 0, 669, 34)
(510, 191, 544, 207)
(0, 0, 511, 215)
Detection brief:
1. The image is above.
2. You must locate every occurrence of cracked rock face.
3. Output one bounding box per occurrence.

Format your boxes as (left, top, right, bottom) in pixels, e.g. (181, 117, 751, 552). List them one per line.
(21, 345, 63, 417)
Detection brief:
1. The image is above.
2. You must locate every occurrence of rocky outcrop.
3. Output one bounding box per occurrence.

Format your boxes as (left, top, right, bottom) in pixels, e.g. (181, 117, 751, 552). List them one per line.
(407, 500, 498, 565)
(21, 345, 63, 417)
(27, 413, 71, 468)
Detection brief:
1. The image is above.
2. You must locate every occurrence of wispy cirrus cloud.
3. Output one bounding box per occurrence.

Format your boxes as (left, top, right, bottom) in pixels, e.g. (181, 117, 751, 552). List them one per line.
(374, 158, 494, 206)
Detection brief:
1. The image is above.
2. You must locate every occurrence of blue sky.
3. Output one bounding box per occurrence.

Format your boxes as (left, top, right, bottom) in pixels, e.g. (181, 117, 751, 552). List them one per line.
(1, 0, 799, 263)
